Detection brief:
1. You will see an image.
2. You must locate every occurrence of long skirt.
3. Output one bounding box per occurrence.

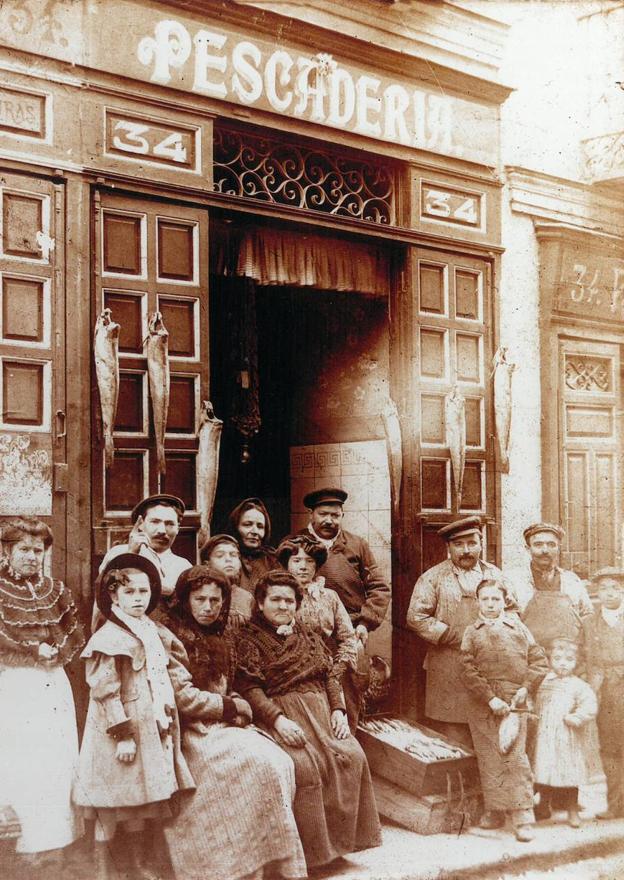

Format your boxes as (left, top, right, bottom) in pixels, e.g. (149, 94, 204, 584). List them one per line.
(273, 688, 382, 869)
(165, 722, 306, 880)
(0, 665, 83, 853)
(467, 704, 534, 815)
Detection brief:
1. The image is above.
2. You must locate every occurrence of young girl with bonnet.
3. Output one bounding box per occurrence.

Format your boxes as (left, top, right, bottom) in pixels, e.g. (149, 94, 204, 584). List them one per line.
(460, 579, 548, 842)
(74, 553, 195, 879)
(532, 637, 598, 827)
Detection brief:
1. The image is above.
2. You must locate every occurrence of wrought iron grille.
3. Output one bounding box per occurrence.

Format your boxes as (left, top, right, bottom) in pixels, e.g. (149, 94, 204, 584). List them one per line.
(213, 125, 396, 225)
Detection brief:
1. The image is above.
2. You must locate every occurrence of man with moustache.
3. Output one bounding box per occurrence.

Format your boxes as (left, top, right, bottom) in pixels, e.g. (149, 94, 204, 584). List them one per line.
(406, 517, 517, 748)
(299, 488, 391, 644)
(509, 523, 593, 650)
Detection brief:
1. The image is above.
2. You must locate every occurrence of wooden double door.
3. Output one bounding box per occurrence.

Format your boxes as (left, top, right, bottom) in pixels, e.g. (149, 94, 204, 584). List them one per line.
(91, 191, 209, 564)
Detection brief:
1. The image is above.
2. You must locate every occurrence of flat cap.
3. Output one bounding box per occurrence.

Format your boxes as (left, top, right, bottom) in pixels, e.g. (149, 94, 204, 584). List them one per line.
(438, 516, 482, 541)
(303, 487, 348, 510)
(131, 494, 185, 524)
(523, 522, 564, 544)
(590, 566, 624, 583)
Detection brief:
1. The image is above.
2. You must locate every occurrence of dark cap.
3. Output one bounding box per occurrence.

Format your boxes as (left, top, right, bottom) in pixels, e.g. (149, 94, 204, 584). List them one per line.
(438, 516, 482, 542)
(303, 487, 348, 510)
(97, 553, 162, 618)
(591, 566, 624, 584)
(523, 522, 564, 544)
(131, 494, 185, 524)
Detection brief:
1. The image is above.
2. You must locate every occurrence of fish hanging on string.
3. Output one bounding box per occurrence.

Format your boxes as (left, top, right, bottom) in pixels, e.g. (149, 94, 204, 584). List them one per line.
(382, 399, 403, 515)
(197, 401, 223, 546)
(94, 308, 120, 469)
(146, 311, 170, 477)
(445, 385, 466, 513)
(492, 347, 516, 474)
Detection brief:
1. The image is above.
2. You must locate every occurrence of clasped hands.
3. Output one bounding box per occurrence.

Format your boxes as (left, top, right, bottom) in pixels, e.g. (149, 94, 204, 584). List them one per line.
(274, 710, 349, 747)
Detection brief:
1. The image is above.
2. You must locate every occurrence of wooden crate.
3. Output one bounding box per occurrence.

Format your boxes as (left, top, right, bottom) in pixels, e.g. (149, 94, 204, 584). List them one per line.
(357, 715, 479, 797)
(371, 773, 482, 835)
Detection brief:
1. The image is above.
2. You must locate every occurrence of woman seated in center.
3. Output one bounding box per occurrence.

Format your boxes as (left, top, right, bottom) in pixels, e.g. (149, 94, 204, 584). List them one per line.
(235, 569, 382, 870)
(161, 563, 306, 880)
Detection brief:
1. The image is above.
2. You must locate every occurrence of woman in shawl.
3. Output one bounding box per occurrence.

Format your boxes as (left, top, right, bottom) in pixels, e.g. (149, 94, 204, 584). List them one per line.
(276, 535, 361, 732)
(161, 564, 306, 880)
(235, 569, 382, 870)
(227, 498, 277, 593)
(0, 517, 84, 859)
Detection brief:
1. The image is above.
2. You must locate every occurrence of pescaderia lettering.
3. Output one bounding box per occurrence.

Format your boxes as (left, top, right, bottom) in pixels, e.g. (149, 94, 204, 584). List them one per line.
(137, 19, 453, 153)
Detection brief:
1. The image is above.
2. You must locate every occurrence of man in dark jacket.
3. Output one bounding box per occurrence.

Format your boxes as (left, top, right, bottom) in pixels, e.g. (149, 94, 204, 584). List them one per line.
(298, 487, 391, 643)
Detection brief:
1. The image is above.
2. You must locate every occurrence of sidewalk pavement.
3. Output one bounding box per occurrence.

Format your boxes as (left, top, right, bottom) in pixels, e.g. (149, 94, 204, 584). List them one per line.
(311, 815, 624, 880)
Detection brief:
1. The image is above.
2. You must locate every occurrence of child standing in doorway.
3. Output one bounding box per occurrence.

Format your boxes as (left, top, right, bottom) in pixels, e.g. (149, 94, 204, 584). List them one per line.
(460, 580, 548, 842)
(532, 638, 598, 826)
(73, 553, 195, 878)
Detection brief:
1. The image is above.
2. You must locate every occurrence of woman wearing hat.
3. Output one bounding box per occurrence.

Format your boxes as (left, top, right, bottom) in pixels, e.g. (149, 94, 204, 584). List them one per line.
(0, 516, 84, 861)
(226, 497, 278, 593)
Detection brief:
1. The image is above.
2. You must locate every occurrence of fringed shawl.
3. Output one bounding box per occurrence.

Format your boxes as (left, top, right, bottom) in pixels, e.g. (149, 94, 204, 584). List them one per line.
(0, 557, 84, 666)
(236, 614, 334, 698)
(162, 601, 236, 693)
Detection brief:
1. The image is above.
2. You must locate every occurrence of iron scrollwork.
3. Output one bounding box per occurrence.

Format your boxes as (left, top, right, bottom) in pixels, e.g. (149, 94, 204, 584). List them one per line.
(213, 125, 396, 225)
(564, 356, 611, 392)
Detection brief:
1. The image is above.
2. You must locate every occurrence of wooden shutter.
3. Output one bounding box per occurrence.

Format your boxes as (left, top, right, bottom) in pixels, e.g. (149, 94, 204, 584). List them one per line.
(411, 246, 495, 567)
(92, 191, 209, 563)
(0, 170, 66, 577)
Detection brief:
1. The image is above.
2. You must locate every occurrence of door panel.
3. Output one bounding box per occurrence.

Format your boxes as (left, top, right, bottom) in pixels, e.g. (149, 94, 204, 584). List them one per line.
(0, 170, 66, 576)
(411, 247, 495, 569)
(559, 338, 621, 575)
(92, 192, 209, 564)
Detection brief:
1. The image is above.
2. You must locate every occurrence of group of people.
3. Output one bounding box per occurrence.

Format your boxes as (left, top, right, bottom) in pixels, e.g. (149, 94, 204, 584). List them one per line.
(0, 486, 390, 880)
(1, 493, 623, 878)
(407, 516, 624, 842)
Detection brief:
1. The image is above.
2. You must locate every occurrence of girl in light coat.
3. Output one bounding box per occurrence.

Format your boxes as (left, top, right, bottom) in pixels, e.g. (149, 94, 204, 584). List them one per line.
(533, 638, 598, 827)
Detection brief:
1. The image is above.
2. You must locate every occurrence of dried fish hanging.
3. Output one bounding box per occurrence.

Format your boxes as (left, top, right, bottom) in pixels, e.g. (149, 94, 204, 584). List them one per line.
(146, 311, 170, 478)
(197, 401, 223, 546)
(492, 347, 516, 474)
(445, 385, 466, 513)
(382, 399, 402, 515)
(230, 278, 261, 463)
(94, 308, 120, 469)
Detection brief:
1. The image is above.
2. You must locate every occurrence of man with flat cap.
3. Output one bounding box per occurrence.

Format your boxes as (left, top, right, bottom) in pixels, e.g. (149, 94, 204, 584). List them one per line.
(508, 522, 593, 650)
(298, 487, 391, 727)
(406, 516, 517, 747)
(99, 494, 191, 596)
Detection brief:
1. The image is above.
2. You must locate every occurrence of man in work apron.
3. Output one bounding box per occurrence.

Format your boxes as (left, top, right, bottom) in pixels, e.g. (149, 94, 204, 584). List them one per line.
(406, 516, 518, 749)
(508, 522, 593, 651)
(296, 487, 391, 730)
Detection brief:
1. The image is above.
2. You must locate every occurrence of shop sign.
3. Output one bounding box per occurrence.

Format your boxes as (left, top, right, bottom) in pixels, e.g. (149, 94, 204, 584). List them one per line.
(133, 18, 494, 164)
(420, 182, 483, 230)
(105, 109, 200, 171)
(556, 244, 624, 322)
(0, 85, 46, 139)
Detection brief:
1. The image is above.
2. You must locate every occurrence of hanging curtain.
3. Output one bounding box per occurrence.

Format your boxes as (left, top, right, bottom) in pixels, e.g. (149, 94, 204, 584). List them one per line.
(215, 225, 389, 298)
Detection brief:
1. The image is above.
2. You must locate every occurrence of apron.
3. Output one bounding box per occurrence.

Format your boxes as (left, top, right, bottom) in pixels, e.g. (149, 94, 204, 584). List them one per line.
(424, 595, 479, 724)
(522, 590, 581, 649)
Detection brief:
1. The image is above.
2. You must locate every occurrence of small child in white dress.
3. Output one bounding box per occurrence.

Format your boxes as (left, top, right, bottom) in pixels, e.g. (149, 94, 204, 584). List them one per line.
(533, 638, 598, 827)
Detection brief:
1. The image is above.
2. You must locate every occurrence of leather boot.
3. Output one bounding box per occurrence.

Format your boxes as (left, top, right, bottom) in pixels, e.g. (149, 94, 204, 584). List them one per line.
(126, 837, 162, 880)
